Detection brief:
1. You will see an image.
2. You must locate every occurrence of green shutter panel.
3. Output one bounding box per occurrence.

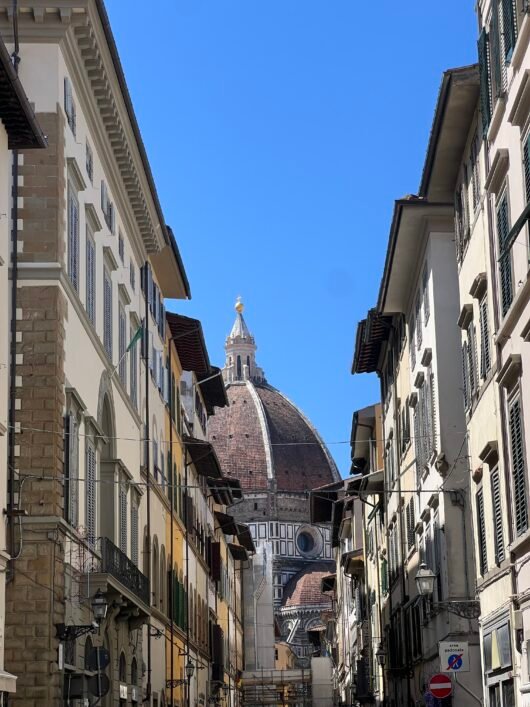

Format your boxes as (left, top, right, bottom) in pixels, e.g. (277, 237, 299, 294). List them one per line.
(523, 134, 530, 204)
(462, 342, 470, 410)
(509, 398, 529, 535)
(478, 29, 492, 133)
(476, 489, 487, 575)
(497, 195, 513, 315)
(502, 0, 517, 61)
(479, 297, 491, 378)
(491, 0, 504, 96)
(491, 471, 505, 564)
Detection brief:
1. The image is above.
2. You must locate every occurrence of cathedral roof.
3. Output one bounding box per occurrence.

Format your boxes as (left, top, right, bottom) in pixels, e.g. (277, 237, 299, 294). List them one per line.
(281, 564, 334, 608)
(208, 299, 340, 492)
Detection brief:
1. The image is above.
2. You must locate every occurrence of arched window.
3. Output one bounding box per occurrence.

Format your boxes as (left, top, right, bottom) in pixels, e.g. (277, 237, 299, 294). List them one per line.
(236, 355, 242, 380)
(152, 537, 159, 607)
(84, 636, 93, 671)
(119, 652, 126, 683)
(142, 527, 149, 578)
(131, 657, 138, 686)
(247, 355, 250, 372)
(160, 548, 166, 613)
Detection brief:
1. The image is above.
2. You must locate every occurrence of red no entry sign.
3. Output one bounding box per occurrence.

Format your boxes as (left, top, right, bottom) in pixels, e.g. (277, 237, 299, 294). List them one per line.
(428, 673, 453, 699)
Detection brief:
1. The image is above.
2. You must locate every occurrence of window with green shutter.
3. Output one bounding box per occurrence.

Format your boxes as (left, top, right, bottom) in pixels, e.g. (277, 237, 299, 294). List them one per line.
(67, 184, 79, 292)
(476, 488, 487, 575)
(86, 441, 97, 546)
(103, 267, 113, 358)
(491, 469, 505, 564)
(497, 193, 513, 316)
(523, 132, 530, 203)
(478, 29, 492, 132)
(479, 295, 491, 378)
(509, 396, 529, 535)
(501, 0, 518, 63)
(381, 559, 388, 596)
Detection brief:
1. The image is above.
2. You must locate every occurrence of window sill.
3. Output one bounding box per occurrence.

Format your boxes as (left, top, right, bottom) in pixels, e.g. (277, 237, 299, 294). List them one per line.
(509, 526, 530, 555)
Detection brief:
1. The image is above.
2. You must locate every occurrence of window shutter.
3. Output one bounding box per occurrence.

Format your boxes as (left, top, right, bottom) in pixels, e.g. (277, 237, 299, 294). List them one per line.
(103, 269, 113, 359)
(409, 317, 416, 370)
(64, 414, 79, 527)
(478, 29, 492, 132)
(131, 499, 138, 565)
(86, 442, 96, 546)
(476, 489, 488, 575)
(523, 133, 530, 204)
(211, 542, 221, 582)
(130, 326, 138, 408)
(491, 470, 505, 564)
(468, 322, 478, 396)
(68, 187, 79, 291)
(509, 397, 529, 535)
(479, 296, 491, 378)
(502, 0, 517, 61)
(119, 483, 127, 554)
(415, 294, 422, 351)
(491, 0, 505, 97)
(119, 305, 126, 385)
(470, 134, 481, 210)
(497, 195, 513, 315)
(462, 342, 470, 410)
(413, 405, 422, 483)
(422, 265, 430, 322)
(86, 234, 96, 324)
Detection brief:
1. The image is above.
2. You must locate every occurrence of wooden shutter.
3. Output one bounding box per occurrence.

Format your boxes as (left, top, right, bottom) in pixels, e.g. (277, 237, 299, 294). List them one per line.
(468, 323, 478, 396)
(86, 442, 96, 545)
(119, 305, 126, 385)
(119, 483, 127, 554)
(491, 470, 505, 564)
(130, 327, 137, 408)
(470, 134, 481, 211)
(462, 342, 470, 410)
(413, 404, 421, 482)
(479, 296, 491, 378)
(491, 0, 504, 97)
(478, 29, 492, 132)
(502, 0, 517, 60)
(523, 133, 530, 204)
(497, 194, 513, 315)
(68, 187, 79, 291)
(211, 541, 221, 582)
(130, 499, 138, 565)
(64, 414, 79, 527)
(509, 397, 529, 535)
(86, 233, 96, 324)
(476, 489, 488, 575)
(103, 269, 113, 358)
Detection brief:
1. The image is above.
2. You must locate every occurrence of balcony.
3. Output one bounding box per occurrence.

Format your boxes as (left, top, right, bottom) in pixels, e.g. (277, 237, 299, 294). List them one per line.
(82, 537, 150, 616)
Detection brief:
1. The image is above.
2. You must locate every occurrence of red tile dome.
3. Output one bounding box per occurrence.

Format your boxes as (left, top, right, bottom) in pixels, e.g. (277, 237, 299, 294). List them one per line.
(281, 564, 333, 608)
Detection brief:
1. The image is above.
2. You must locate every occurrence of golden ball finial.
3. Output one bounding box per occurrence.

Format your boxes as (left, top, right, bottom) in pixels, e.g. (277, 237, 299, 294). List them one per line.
(235, 296, 244, 314)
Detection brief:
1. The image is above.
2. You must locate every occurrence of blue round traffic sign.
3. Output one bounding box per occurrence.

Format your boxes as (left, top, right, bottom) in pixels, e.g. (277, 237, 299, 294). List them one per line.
(447, 654, 463, 670)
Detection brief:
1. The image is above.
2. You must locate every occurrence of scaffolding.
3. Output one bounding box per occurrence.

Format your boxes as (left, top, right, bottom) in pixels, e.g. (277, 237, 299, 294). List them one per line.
(242, 668, 311, 707)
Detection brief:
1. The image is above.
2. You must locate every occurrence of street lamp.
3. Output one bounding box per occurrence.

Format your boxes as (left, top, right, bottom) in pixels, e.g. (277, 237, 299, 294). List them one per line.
(415, 563, 480, 619)
(55, 588, 109, 641)
(91, 588, 109, 622)
(376, 643, 386, 667)
(415, 563, 436, 597)
(185, 658, 195, 681)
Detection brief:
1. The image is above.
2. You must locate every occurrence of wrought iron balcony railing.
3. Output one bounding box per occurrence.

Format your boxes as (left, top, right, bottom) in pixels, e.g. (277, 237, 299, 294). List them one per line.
(89, 536, 150, 606)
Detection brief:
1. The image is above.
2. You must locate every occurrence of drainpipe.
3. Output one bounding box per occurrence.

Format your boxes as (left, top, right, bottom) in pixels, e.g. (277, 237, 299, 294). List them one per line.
(7, 0, 20, 582)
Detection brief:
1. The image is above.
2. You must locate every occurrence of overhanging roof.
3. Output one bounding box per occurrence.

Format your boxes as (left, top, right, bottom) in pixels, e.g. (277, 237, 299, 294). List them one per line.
(419, 64, 480, 202)
(198, 366, 229, 414)
(359, 469, 385, 500)
(94, 1, 190, 298)
(352, 310, 393, 374)
(377, 199, 453, 313)
(341, 548, 364, 576)
(167, 313, 210, 377)
(351, 405, 377, 472)
(0, 38, 46, 149)
(310, 480, 344, 524)
(184, 436, 222, 478)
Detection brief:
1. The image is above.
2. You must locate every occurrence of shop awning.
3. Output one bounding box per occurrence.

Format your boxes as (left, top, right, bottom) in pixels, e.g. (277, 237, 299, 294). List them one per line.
(228, 543, 248, 561)
(215, 511, 238, 536)
(184, 436, 222, 478)
(236, 523, 256, 554)
(359, 469, 384, 499)
(198, 366, 229, 414)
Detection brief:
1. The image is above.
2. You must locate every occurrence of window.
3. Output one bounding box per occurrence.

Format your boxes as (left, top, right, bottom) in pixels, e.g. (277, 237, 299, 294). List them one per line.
(524, 130, 530, 204)
(476, 488, 487, 575)
(67, 184, 80, 291)
(462, 341, 471, 411)
(409, 317, 416, 370)
(467, 321, 479, 398)
(479, 295, 491, 378)
(422, 264, 430, 322)
(497, 192, 513, 316)
(508, 396, 528, 535)
(64, 76, 76, 136)
(119, 480, 127, 554)
(130, 261, 135, 291)
(64, 413, 79, 527)
(455, 179, 470, 260)
(389, 525, 400, 584)
(491, 468, 505, 564)
(470, 133, 481, 211)
(131, 495, 138, 565)
(86, 141, 93, 183)
(86, 228, 96, 325)
(100, 180, 115, 233)
(130, 325, 138, 408)
(118, 303, 127, 386)
(401, 402, 410, 453)
(103, 267, 113, 359)
(415, 293, 422, 351)
(478, 28, 491, 132)
(118, 232, 124, 263)
(406, 500, 415, 551)
(86, 441, 96, 545)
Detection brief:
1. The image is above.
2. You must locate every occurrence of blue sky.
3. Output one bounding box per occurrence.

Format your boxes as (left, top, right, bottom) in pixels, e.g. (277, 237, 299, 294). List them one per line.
(106, 0, 477, 475)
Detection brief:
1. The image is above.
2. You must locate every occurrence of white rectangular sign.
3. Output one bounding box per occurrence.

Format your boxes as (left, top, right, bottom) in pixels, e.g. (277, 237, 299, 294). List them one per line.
(439, 641, 469, 672)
